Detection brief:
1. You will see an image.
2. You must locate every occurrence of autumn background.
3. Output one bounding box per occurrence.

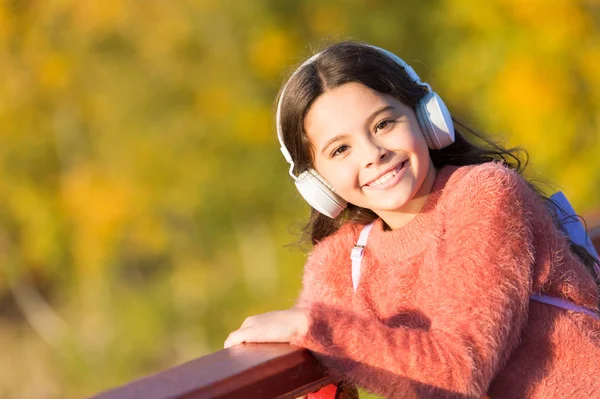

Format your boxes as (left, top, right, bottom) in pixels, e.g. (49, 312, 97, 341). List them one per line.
(0, 1, 599, 398)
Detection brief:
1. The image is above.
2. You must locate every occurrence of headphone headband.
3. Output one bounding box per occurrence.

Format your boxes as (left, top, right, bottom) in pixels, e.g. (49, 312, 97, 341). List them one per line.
(276, 53, 320, 174)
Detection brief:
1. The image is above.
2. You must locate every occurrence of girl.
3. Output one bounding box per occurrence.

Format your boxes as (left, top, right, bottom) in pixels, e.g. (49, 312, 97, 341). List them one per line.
(224, 41, 600, 398)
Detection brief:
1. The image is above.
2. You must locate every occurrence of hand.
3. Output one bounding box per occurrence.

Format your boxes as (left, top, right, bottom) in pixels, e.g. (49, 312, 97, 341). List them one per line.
(224, 307, 309, 349)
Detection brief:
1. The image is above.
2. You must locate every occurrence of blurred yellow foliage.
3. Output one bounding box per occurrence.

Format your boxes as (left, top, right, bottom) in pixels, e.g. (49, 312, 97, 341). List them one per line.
(61, 166, 132, 273)
(69, 0, 126, 34)
(39, 53, 70, 91)
(442, 0, 504, 32)
(235, 105, 272, 144)
(0, 1, 598, 398)
(305, 3, 349, 37)
(578, 44, 600, 104)
(0, 5, 10, 42)
(7, 183, 59, 271)
(249, 27, 296, 78)
(195, 85, 232, 119)
(489, 54, 568, 133)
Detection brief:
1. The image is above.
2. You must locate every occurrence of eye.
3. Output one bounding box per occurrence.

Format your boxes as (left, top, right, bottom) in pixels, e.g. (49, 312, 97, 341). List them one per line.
(331, 144, 349, 158)
(375, 119, 395, 133)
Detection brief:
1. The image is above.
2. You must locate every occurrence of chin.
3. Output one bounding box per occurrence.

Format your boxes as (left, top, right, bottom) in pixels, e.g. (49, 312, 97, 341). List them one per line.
(376, 194, 412, 210)
(371, 200, 411, 214)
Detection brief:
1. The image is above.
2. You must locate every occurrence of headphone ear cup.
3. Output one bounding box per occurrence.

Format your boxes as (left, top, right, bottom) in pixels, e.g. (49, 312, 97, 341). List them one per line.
(295, 169, 347, 218)
(415, 92, 455, 150)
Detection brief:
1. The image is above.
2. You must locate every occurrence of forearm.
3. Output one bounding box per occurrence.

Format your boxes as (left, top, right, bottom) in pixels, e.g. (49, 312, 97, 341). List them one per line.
(293, 304, 487, 398)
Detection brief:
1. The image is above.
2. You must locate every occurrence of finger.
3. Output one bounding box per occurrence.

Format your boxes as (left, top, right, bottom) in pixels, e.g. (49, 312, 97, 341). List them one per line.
(240, 316, 254, 329)
(224, 330, 245, 349)
(224, 327, 260, 348)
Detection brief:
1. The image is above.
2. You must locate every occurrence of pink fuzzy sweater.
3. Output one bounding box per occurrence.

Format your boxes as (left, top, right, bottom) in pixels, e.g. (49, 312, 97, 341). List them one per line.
(291, 162, 600, 399)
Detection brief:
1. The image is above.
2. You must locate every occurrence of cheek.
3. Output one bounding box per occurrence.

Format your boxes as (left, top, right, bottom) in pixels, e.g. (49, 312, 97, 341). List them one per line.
(319, 163, 357, 193)
(398, 131, 429, 162)
(386, 127, 422, 152)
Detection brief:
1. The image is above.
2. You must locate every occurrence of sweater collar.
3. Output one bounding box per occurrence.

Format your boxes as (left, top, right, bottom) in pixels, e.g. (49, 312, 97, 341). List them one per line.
(368, 165, 458, 259)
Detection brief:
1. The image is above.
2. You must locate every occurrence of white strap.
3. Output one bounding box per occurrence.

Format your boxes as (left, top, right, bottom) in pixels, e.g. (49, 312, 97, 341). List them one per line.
(351, 222, 375, 291)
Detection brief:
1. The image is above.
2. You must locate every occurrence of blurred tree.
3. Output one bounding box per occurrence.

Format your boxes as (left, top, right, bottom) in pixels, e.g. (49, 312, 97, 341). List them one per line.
(0, 0, 597, 398)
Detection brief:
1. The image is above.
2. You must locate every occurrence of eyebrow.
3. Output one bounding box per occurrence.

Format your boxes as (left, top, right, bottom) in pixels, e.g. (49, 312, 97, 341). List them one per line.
(319, 105, 396, 155)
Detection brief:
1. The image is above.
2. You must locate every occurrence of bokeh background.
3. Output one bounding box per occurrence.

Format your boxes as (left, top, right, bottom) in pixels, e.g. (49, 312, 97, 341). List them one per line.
(0, 1, 599, 398)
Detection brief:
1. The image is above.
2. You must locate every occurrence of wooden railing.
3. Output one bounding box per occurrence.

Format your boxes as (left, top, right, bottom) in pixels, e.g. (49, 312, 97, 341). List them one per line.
(89, 343, 331, 399)
(89, 213, 600, 399)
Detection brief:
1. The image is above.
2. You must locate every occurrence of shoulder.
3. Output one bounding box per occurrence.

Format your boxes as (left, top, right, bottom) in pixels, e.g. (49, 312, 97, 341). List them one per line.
(443, 162, 533, 208)
(299, 222, 364, 304)
(449, 161, 523, 193)
(307, 222, 363, 269)
(435, 162, 547, 236)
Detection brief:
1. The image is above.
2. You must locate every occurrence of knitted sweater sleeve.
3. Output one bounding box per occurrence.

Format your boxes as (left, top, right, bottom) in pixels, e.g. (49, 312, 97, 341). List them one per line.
(294, 223, 361, 399)
(291, 164, 536, 398)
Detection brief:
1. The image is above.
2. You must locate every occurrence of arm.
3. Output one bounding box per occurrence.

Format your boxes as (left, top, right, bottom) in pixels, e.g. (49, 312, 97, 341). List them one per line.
(292, 165, 535, 398)
(295, 225, 362, 399)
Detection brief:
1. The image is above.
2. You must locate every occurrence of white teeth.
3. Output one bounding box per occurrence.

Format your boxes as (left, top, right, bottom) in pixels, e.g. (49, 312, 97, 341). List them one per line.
(372, 168, 398, 186)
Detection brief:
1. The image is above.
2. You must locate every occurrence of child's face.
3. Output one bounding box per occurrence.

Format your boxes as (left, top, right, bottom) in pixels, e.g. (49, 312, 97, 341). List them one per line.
(304, 82, 435, 226)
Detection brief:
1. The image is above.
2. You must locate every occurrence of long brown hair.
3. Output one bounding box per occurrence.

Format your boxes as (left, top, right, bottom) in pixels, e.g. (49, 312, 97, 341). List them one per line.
(276, 41, 599, 281)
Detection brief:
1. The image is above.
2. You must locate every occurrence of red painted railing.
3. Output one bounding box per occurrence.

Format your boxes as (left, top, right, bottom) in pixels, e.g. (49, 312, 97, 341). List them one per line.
(88, 344, 331, 399)
(89, 213, 600, 399)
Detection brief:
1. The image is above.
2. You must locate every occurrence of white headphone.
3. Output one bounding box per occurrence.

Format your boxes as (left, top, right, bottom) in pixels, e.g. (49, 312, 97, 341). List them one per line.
(276, 44, 455, 218)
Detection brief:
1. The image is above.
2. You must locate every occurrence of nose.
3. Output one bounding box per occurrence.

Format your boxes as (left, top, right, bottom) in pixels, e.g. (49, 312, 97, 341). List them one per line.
(363, 138, 389, 168)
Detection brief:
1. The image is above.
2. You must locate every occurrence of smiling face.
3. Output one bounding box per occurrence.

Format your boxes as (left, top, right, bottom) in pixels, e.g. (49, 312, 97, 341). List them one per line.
(304, 82, 437, 229)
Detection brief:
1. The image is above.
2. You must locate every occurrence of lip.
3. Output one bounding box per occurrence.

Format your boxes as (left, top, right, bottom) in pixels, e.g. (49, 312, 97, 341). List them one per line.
(363, 160, 408, 188)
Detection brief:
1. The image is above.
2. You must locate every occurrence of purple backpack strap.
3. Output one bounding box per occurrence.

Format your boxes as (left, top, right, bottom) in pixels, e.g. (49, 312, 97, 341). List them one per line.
(530, 293, 599, 320)
(549, 191, 600, 263)
(538, 192, 599, 319)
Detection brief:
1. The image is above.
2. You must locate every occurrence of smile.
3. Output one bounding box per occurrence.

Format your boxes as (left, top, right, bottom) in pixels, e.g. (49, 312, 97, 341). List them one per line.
(365, 160, 408, 189)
